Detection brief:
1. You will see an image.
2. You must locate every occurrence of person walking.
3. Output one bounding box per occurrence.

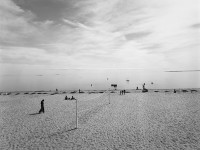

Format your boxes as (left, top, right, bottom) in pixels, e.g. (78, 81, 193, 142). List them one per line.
(39, 99, 45, 114)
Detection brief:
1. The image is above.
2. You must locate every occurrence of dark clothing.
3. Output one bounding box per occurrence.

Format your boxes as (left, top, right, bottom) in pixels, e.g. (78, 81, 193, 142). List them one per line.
(39, 100, 44, 113)
(71, 96, 75, 100)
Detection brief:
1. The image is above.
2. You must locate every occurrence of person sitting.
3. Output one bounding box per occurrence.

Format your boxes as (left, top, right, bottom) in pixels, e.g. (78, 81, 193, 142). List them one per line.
(65, 96, 68, 100)
(71, 96, 76, 100)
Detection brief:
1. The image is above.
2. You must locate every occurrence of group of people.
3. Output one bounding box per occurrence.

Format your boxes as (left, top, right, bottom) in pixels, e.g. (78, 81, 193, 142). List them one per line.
(65, 95, 76, 100)
(120, 90, 126, 95)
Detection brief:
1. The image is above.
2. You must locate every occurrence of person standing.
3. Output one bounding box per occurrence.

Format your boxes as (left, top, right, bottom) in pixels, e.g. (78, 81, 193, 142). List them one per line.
(39, 99, 45, 113)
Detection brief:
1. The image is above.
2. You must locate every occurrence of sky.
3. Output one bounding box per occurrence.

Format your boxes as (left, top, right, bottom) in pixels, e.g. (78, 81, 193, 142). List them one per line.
(0, 0, 199, 91)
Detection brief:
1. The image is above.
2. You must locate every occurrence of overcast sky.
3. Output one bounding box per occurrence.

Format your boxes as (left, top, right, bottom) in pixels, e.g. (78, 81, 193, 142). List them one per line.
(0, 0, 199, 91)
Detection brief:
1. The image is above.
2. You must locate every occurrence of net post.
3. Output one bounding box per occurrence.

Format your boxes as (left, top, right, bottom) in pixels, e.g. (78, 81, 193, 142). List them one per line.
(109, 89, 110, 104)
(76, 98, 78, 129)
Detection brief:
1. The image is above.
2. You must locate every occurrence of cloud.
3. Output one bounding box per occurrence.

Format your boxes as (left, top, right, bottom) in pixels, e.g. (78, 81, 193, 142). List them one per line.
(13, 0, 83, 22)
(125, 32, 151, 41)
(0, 0, 38, 46)
(0, 46, 52, 65)
(0, 0, 199, 71)
(165, 70, 200, 72)
(63, 19, 94, 31)
(191, 23, 200, 29)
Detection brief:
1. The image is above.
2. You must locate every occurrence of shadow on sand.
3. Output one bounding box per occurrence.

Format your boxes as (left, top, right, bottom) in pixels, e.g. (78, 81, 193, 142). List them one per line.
(29, 112, 40, 115)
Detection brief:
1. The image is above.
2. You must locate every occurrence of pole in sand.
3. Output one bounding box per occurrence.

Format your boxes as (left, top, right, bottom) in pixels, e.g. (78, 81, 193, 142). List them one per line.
(75, 98, 78, 129)
(109, 89, 110, 104)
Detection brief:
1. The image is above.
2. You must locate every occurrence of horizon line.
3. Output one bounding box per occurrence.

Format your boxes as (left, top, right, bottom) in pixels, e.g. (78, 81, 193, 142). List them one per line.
(165, 70, 200, 72)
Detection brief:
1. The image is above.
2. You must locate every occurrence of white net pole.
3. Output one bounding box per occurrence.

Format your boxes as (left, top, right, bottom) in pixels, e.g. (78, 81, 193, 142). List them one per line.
(76, 98, 78, 129)
(109, 90, 110, 104)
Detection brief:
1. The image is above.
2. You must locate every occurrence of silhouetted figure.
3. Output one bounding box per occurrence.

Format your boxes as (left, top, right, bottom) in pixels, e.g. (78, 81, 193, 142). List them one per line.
(142, 83, 148, 93)
(136, 86, 139, 90)
(124, 90, 126, 95)
(143, 83, 145, 90)
(174, 89, 176, 93)
(71, 96, 76, 100)
(121, 90, 123, 95)
(56, 89, 58, 92)
(79, 89, 81, 93)
(65, 96, 68, 100)
(39, 99, 44, 114)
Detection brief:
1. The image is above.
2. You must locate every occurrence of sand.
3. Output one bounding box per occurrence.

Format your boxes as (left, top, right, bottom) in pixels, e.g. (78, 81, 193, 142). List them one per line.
(0, 90, 200, 149)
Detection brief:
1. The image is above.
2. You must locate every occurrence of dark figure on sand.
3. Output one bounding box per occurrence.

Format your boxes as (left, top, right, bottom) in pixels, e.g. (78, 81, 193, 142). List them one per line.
(142, 83, 148, 93)
(65, 96, 68, 100)
(71, 96, 76, 100)
(174, 89, 176, 93)
(120, 90, 125, 95)
(39, 99, 44, 114)
(143, 83, 145, 89)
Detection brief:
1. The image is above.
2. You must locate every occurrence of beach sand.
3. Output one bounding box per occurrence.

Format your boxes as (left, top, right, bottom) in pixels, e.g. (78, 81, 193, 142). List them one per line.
(0, 90, 200, 149)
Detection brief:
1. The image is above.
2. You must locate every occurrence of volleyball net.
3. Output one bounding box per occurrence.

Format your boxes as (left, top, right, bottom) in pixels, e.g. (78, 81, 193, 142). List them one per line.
(77, 90, 110, 114)
(42, 90, 111, 133)
(74, 90, 111, 128)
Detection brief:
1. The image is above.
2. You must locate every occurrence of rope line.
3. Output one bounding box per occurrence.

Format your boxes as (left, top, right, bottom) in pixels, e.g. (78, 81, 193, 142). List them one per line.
(77, 91, 110, 113)
(78, 90, 109, 102)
